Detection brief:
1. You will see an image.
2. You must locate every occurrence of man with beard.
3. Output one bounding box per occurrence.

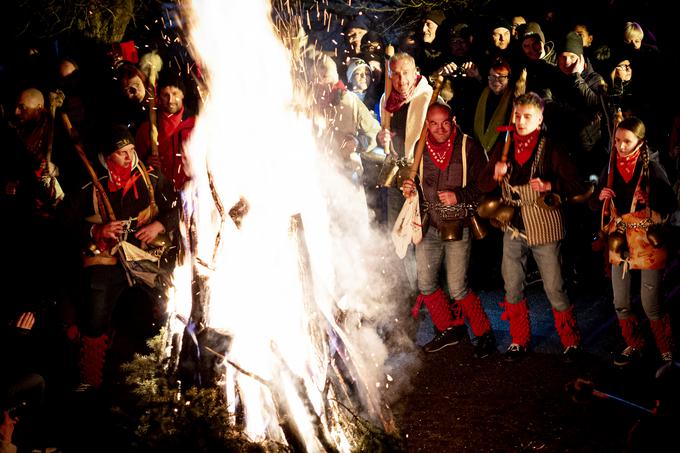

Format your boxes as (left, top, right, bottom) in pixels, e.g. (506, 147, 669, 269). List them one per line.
(473, 59, 514, 157)
(135, 74, 195, 190)
(401, 103, 496, 356)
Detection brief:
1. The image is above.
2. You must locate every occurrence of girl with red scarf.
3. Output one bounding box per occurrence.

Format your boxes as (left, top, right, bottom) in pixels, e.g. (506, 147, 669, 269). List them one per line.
(597, 117, 677, 367)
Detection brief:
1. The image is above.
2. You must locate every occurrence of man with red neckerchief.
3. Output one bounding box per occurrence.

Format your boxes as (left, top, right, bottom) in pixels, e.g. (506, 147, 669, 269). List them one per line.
(401, 103, 495, 356)
(378, 52, 432, 294)
(479, 92, 589, 362)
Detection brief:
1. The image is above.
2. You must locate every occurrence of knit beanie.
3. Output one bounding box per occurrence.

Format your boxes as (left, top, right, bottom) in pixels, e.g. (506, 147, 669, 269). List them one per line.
(522, 22, 545, 44)
(424, 10, 446, 26)
(491, 17, 512, 33)
(560, 31, 584, 56)
(104, 125, 134, 156)
(344, 15, 370, 32)
(346, 57, 371, 83)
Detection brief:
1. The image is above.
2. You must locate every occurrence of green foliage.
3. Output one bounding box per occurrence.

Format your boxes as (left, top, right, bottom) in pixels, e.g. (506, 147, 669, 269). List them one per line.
(115, 329, 269, 452)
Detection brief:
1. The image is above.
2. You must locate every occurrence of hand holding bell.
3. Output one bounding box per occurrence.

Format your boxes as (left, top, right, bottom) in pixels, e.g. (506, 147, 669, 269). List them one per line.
(529, 177, 551, 193)
(494, 161, 508, 181)
(401, 178, 417, 199)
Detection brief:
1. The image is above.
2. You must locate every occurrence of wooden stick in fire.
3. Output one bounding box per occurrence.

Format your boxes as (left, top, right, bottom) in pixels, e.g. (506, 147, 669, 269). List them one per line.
(406, 75, 445, 181)
(139, 51, 163, 159)
(495, 68, 527, 182)
(603, 108, 624, 217)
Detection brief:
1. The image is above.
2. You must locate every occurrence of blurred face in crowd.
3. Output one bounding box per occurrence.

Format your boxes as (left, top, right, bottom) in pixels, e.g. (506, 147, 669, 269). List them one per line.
(492, 27, 511, 50)
(350, 66, 371, 92)
(625, 33, 643, 50)
(122, 75, 146, 103)
(108, 143, 135, 168)
(390, 58, 417, 96)
(346, 27, 367, 53)
(426, 105, 453, 144)
(511, 16, 526, 38)
(488, 68, 510, 95)
(422, 19, 438, 44)
(558, 51, 581, 75)
(574, 25, 593, 47)
(159, 85, 184, 115)
(15, 89, 44, 125)
(59, 60, 78, 78)
(522, 36, 544, 61)
(614, 60, 632, 82)
(513, 103, 543, 136)
(448, 34, 470, 57)
(614, 127, 642, 156)
(315, 58, 339, 87)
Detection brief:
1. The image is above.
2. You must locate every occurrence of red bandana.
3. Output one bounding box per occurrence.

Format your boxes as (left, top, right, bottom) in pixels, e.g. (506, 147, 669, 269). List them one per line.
(616, 147, 641, 183)
(513, 129, 540, 166)
(385, 75, 422, 113)
(426, 128, 457, 170)
(107, 160, 141, 198)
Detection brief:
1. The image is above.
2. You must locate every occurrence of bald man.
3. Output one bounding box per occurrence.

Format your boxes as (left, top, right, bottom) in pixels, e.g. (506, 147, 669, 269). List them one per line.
(400, 103, 495, 356)
(15, 88, 46, 126)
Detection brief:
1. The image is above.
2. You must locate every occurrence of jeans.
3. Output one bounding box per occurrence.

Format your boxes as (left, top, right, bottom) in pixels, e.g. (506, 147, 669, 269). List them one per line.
(416, 226, 471, 300)
(501, 231, 570, 311)
(82, 264, 129, 337)
(387, 186, 417, 292)
(611, 265, 662, 320)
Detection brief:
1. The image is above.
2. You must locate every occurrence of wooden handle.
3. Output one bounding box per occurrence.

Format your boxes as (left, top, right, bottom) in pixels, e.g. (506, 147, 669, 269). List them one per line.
(496, 68, 528, 181)
(407, 75, 445, 181)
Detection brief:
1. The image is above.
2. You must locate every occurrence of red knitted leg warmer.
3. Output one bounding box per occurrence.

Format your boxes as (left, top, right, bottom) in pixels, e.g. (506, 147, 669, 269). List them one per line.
(650, 315, 674, 355)
(80, 334, 110, 388)
(553, 306, 581, 348)
(413, 289, 457, 332)
(500, 299, 531, 347)
(618, 316, 645, 351)
(458, 291, 491, 337)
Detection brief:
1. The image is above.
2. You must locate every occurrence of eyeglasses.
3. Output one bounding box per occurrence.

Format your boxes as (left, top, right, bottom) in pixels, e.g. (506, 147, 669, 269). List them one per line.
(616, 64, 631, 71)
(488, 75, 509, 82)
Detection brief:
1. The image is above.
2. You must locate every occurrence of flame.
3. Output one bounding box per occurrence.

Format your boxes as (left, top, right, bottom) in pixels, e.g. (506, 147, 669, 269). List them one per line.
(165, 1, 411, 450)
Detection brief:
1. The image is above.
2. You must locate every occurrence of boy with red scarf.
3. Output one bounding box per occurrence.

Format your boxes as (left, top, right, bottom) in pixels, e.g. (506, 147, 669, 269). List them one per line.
(73, 125, 178, 388)
(479, 93, 589, 362)
(401, 104, 496, 356)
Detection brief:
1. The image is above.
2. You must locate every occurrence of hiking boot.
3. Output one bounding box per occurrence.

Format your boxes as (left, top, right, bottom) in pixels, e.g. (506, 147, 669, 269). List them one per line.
(503, 343, 527, 362)
(423, 325, 467, 353)
(613, 346, 642, 367)
(561, 345, 582, 364)
(473, 331, 497, 358)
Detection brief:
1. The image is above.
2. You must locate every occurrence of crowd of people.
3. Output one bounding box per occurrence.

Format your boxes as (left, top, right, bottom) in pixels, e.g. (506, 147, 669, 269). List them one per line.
(1, 2, 679, 451)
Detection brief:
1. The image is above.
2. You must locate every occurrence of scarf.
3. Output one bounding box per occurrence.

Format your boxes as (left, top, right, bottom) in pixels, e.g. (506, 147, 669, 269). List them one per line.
(385, 75, 422, 113)
(107, 159, 142, 198)
(616, 147, 641, 183)
(473, 88, 512, 153)
(425, 128, 457, 170)
(513, 129, 540, 166)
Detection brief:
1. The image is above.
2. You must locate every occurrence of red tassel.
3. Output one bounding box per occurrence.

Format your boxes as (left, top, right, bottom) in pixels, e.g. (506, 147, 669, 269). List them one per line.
(458, 291, 492, 337)
(650, 315, 674, 354)
(414, 289, 458, 331)
(500, 299, 531, 347)
(618, 316, 645, 351)
(553, 306, 581, 348)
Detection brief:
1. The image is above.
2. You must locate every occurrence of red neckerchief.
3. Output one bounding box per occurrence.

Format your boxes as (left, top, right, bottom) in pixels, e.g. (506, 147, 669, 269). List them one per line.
(318, 80, 346, 109)
(616, 147, 641, 183)
(107, 160, 142, 198)
(385, 75, 422, 113)
(425, 128, 457, 170)
(513, 129, 540, 166)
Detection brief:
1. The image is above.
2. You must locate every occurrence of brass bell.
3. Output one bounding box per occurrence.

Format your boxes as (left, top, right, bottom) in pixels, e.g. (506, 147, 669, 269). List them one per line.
(439, 219, 464, 241)
(494, 204, 515, 225)
(536, 192, 562, 211)
(477, 195, 502, 219)
(148, 233, 171, 248)
(646, 224, 664, 248)
(469, 214, 488, 240)
(608, 231, 627, 255)
(567, 184, 595, 204)
(489, 218, 505, 229)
